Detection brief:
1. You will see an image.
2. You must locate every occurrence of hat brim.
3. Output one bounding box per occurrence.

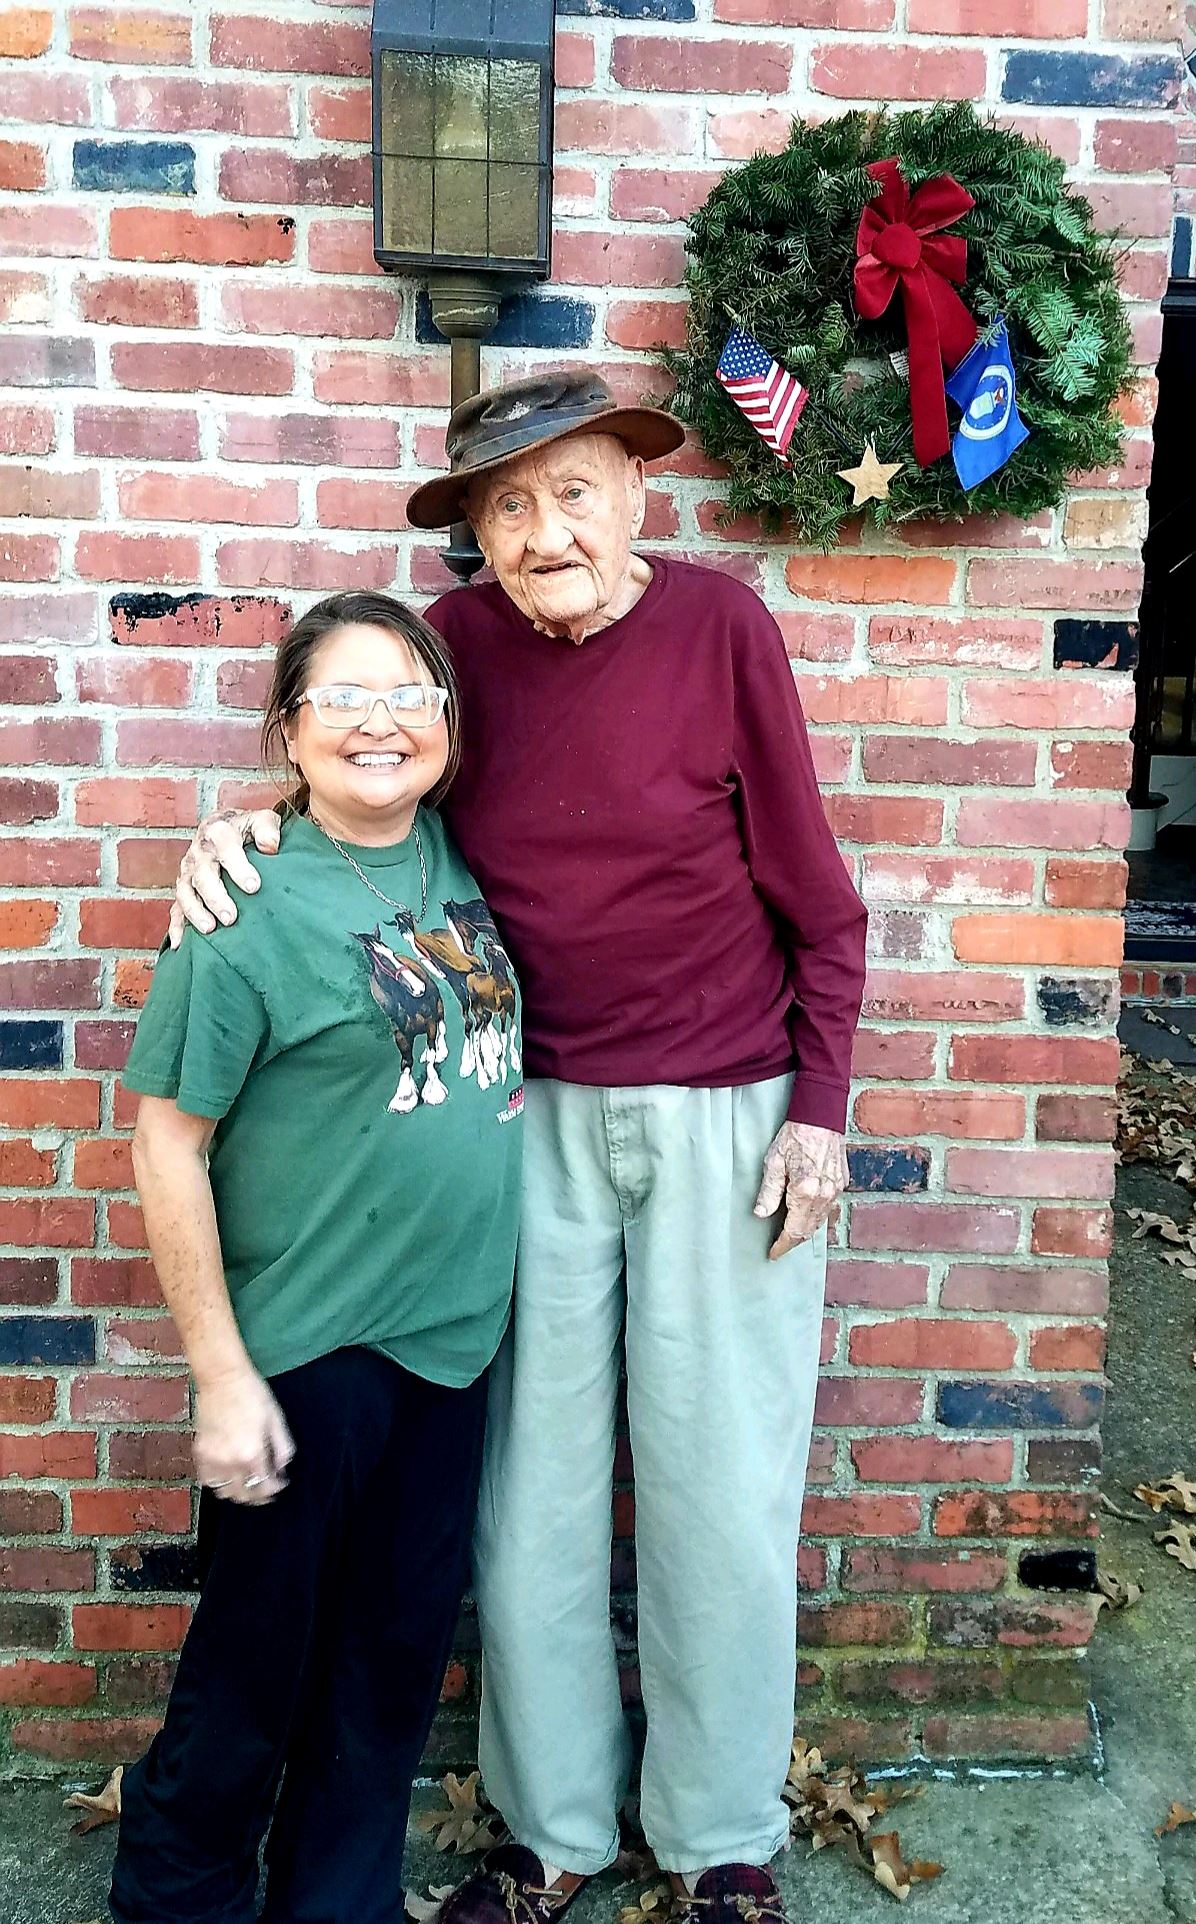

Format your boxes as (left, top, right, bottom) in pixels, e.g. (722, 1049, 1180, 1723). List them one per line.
(405, 405, 688, 530)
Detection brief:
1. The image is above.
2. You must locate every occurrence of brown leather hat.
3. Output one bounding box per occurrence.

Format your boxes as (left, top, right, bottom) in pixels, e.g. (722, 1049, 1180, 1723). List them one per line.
(405, 368, 686, 530)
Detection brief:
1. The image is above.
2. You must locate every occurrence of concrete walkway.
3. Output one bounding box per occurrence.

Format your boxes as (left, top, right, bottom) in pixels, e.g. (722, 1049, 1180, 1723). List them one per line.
(3, 1162, 1194, 1924)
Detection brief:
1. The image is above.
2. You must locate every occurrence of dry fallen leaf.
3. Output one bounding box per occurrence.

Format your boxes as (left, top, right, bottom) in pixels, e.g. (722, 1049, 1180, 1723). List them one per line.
(1095, 1568, 1143, 1611)
(405, 1885, 455, 1921)
(1155, 1522, 1196, 1571)
(64, 1765, 122, 1835)
(1156, 1803, 1196, 1837)
(618, 1881, 672, 1924)
(414, 1772, 502, 1855)
(869, 1831, 945, 1903)
(1134, 1474, 1196, 1517)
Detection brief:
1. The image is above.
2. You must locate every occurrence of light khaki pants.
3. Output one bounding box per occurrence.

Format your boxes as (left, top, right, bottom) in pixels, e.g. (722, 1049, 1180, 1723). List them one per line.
(474, 1076, 827, 1875)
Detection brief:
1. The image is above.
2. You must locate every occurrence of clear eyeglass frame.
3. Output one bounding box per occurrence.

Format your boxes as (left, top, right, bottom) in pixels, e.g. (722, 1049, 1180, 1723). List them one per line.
(295, 683, 450, 730)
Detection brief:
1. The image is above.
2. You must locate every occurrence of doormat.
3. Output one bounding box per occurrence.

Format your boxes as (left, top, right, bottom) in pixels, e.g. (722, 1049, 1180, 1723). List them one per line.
(1124, 900, 1196, 960)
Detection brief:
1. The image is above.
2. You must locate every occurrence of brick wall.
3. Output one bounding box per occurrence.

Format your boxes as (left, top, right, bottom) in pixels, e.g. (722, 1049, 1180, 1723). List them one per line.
(0, 0, 1183, 1776)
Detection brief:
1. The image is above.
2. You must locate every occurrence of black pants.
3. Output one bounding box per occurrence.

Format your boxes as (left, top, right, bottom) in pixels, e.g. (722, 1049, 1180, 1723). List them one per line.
(110, 1346, 489, 1924)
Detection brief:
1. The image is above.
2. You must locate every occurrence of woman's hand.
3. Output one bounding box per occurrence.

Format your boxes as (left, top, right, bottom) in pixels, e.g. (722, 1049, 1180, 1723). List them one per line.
(168, 809, 281, 948)
(194, 1368, 296, 1506)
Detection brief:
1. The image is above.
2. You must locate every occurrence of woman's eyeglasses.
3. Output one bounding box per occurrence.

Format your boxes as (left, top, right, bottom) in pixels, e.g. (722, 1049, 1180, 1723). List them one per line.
(294, 684, 449, 730)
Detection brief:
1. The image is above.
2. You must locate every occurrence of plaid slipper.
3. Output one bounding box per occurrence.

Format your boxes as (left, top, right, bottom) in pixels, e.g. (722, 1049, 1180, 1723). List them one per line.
(671, 1865, 788, 1924)
(437, 1844, 590, 1924)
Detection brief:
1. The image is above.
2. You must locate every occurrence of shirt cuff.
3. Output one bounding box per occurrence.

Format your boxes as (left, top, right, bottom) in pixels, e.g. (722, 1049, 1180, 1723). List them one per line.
(786, 1074, 850, 1134)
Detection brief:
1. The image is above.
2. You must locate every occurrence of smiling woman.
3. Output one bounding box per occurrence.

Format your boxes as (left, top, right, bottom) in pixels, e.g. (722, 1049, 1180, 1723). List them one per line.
(465, 432, 653, 641)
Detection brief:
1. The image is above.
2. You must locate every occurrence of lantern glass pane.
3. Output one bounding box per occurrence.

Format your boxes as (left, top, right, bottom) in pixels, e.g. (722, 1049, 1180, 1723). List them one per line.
(434, 54, 489, 160)
(433, 159, 488, 255)
(488, 162, 541, 259)
(380, 156, 433, 253)
(379, 49, 434, 158)
(488, 59, 542, 163)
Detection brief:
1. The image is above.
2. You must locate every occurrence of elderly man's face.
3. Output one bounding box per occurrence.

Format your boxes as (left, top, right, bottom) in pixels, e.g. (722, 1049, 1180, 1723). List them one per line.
(467, 433, 646, 637)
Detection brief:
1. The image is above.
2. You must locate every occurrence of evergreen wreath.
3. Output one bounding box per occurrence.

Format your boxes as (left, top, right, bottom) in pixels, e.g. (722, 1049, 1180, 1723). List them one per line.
(662, 101, 1135, 545)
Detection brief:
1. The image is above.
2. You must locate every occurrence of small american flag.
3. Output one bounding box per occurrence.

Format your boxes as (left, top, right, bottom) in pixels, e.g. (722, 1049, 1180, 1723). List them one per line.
(716, 326, 807, 466)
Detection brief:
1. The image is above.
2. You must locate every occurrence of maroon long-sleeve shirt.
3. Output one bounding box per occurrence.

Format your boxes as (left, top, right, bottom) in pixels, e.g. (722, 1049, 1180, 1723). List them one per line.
(429, 557, 867, 1132)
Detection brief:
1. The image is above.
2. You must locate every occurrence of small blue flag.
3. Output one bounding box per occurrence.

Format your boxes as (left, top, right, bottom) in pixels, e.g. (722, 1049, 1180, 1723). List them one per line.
(945, 317, 1029, 489)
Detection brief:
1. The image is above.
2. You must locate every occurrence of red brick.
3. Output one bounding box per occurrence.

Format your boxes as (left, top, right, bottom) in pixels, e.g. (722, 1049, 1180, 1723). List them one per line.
(0, 1198, 95, 1246)
(77, 655, 193, 707)
(863, 735, 1035, 787)
(774, 612, 856, 664)
(0, 73, 91, 127)
(69, 1374, 187, 1424)
(851, 1438, 1014, 1485)
(968, 556, 1142, 611)
(312, 349, 449, 408)
(110, 74, 294, 135)
(0, 140, 46, 192)
(0, 1376, 56, 1423)
(210, 13, 368, 76)
(0, 1660, 95, 1708)
(850, 1201, 1020, 1255)
(75, 273, 199, 330)
(0, 1430, 96, 1480)
(798, 676, 949, 728)
(114, 960, 155, 1010)
(215, 661, 271, 710)
(0, 957, 99, 1007)
(1050, 739, 1134, 792)
(940, 1265, 1107, 1314)
(220, 280, 399, 341)
(107, 1200, 148, 1248)
(0, 1078, 100, 1129)
(220, 411, 399, 467)
(0, 402, 55, 456)
(10, 1714, 162, 1763)
(844, 1547, 1009, 1594)
(862, 854, 1035, 907)
(0, 467, 100, 520)
(306, 216, 381, 277)
(934, 1491, 1096, 1539)
(0, 204, 98, 258)
(72, 1488, 191, 1536)
(110, 206, 295, 268)
(552, 230, 685, 290)
(556, 101, 697, 156)
(556, 28, 596, 88)
(910, 0, 1084, 22)
(1032, 1207, 1114, 1259)
(72, 1140, 135, 1192)
(1045, 858, 1128, 909)
(948, 1146, 1114, 1202)
(706, 108, 798, 159)
(951, 913, 1123, 967)
(963, 678, 1135, 731)
(849, 1318, 1017, 1370)
(1030, 1323, 1106, 1371)
(955, 796, 1128, 851)
(307, 83, 370, 142)
(922, 1711, 1091, 1760)
(715, 0, 892, 19)
(76, 532, 199, 586)
(826, 796, 944, 845)
(824, 1258, 930, 1308)
(863, 969, 1023, 1024)
(1095, 115, 1177, 172)
(0, 837, 97, 888)
(73, 1603, 191, 1652)
(814, 1376, 925, 1425)
(109, 1431, 192, 1481)
(0, 899, 57, 949)
(610, 168, 725, 223)
(802, 1495, 922, 1538)
(1036, 1093, 1117, 1144)
(0, 533, 59, 582)
(76, 777, 197, 828)
(69, 8, 192, 64)
(106, 1316, 183, 1364)
(800, 1602, 915, 1647)
(949, 1034, 1121, 1086)
(74, 403, 200, 461)
(315, 478, 414, 533)
(868, 615, 1044, 670)
(217, 539, 397, 593)
(0, 1140, 56, 1187)
(612, 33, 791, 93)
(811, 41, 987, 99)
(79, 898, 170, 949)
(0, 1489, 60, 1531)
(112, 340, 293, 397)
(0, 717, 99, 767)
(110, 593, 289, 650)
(119, 471, 299, 530)
(0, 10, 52, 56)
(786, 553, 956, 606)
(0, 1548, 94, 1593)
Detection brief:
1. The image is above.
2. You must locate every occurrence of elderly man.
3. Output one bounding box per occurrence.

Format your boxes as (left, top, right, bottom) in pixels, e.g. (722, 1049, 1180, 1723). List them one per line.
(169, 371, 867, 1924)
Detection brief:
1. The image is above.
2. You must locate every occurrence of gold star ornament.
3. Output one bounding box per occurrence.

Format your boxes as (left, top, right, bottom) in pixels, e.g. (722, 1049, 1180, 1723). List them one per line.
(837, 441, 902, 506)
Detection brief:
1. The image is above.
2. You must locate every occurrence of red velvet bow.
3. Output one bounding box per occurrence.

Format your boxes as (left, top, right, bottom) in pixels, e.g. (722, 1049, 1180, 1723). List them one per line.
(853, 157, 978, 469)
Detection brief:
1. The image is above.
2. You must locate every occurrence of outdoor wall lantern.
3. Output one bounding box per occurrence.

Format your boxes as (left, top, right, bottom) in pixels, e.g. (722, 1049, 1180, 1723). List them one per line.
(371, 0, 556, 583)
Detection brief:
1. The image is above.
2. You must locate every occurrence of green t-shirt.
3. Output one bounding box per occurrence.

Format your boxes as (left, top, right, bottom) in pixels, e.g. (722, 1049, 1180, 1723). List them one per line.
(123, 808, 524, 1387)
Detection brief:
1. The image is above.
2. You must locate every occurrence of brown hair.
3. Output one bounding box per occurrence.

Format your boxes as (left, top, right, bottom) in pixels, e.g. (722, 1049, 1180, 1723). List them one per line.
(260, 591, 463, 819)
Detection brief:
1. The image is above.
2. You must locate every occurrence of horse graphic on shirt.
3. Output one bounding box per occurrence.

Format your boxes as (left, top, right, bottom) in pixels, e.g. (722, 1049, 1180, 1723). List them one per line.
(388, 902, 518, 1091)
(352, 927, 448, 1115)
(443, 898, 521, 1080)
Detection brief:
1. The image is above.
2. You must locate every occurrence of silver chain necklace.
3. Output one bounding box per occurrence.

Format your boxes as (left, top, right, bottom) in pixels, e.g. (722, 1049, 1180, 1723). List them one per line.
(310, 814, 427, 920)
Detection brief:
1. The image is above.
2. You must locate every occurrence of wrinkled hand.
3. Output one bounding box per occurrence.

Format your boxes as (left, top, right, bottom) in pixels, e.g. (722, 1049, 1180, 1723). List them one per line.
(194, 1369, 295, 1506)
(167, 808, 280, 948)
(753, 1122, 848, 1261)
